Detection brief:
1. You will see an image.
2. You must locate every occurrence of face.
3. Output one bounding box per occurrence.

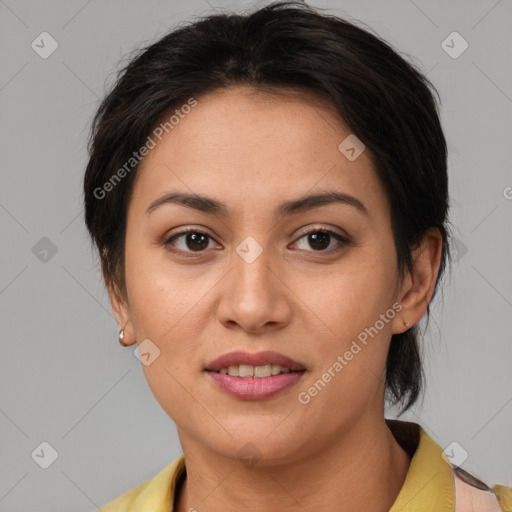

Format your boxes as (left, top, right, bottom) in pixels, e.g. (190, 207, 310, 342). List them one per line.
(112, 86, 417, 465)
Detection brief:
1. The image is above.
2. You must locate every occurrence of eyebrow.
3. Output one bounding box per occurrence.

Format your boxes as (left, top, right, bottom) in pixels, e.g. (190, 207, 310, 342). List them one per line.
(145, 190, 368, 217)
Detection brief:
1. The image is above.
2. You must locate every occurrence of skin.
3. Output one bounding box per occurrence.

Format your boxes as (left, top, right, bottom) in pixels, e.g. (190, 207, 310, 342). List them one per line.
(108, 85, 442, 512)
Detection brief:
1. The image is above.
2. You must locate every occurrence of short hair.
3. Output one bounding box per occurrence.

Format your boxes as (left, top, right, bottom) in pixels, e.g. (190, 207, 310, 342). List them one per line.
(83, 0, 452, 415)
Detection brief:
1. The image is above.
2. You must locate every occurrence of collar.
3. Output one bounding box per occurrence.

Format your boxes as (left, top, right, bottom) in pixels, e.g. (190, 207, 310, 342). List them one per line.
(387, 419, 455, 512)
(124, 419, 456, 511)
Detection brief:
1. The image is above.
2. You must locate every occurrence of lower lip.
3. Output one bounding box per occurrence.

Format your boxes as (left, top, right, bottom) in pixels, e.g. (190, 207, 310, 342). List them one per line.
(206, 371, 305, 400)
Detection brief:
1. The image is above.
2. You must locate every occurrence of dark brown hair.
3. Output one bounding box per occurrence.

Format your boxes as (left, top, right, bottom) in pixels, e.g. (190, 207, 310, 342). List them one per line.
(83, 1, 452, 415)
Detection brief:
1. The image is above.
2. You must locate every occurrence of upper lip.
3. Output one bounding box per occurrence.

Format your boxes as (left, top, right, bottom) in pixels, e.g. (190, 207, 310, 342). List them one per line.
(205, 351, 306, 372)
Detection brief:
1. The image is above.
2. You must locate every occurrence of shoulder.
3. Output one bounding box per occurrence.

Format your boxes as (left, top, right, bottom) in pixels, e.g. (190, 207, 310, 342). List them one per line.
(386, 419, 511, 512)
(96, 455, 186, 512)
(97, 478, 151, 511)
(452, 465, 512, 512)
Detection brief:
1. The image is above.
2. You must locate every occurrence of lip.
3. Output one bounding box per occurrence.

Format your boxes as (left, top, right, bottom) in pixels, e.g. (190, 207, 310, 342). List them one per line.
(206, 371, 305, 400)
(204, 350, 305, 372)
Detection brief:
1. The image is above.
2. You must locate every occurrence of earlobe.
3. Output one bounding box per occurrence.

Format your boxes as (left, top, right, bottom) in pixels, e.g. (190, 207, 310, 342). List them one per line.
(107, 281, 136, 347)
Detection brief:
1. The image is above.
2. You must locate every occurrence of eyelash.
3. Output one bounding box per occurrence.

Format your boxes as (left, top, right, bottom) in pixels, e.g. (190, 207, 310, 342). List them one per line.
(163, 227, 350, 257)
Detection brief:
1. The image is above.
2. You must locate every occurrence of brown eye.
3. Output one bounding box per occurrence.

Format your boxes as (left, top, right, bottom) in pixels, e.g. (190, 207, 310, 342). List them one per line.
(293, 229, 349, 253)
(307, 231, 330, 251)
(165, 230, 214, 253)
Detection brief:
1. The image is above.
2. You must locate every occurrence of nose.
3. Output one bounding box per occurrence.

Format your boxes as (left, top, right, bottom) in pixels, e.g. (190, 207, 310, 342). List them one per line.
(216, 241, 293, 334)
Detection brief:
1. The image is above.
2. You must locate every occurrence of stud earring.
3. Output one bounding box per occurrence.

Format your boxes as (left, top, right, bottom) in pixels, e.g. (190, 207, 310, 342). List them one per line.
(119, 328, 128, 347)
(403, 319, 410, 328)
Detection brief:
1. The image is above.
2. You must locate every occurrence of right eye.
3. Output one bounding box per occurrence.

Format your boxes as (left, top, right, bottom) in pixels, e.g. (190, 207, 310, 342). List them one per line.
(164, 229, 220, 256)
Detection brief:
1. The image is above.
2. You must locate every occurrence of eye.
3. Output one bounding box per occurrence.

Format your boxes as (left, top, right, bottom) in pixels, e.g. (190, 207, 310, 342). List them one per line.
(292, 228, 349, 253)
(164, 227, 350, 257)
(164, 228, 219, 256)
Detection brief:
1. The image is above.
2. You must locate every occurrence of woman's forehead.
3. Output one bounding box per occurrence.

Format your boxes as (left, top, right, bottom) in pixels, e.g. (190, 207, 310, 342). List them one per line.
(133, 87, 383, 214)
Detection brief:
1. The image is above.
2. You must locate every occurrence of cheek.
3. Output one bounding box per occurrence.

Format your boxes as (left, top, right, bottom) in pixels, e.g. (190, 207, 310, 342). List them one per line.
(124, 241, 204, 335)
(308, 261, 395, 332)
(123, 245, 225, 407)
(124, 257, 208, 420)
(299, 257, 397, 389)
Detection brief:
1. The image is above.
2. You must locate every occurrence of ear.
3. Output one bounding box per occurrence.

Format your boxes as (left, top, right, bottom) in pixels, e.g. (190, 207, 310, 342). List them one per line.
(391, 227, 443, 335)
(107, 279, 136, 347)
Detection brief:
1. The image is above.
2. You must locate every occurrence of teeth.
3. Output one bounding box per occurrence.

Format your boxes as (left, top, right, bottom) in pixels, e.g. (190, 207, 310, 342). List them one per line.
(227, 365, 239, 377)
(254, 364, 272, 377)
(239, 364, 254, 378)
(219, 364, 294, 377)
(271, 364, 281, 376)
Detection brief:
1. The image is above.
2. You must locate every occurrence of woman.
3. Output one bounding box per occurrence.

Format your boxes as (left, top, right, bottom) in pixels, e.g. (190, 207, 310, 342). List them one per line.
(84, 2, 512, 511)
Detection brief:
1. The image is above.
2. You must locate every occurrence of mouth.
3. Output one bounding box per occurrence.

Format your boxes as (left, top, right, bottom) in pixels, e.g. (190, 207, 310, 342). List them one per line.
(211, 364, 304, 378)
(204, 350, 306, 400)
(204, 350, 306, 374)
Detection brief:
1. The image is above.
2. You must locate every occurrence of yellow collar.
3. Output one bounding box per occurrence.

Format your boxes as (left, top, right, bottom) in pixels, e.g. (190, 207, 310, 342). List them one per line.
(387, 419, 455, 511)
(102, 420, 461, 511)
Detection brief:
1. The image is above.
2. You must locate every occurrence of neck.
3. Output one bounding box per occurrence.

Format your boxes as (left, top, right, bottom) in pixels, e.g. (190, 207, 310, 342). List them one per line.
(174, 417, 412, 512)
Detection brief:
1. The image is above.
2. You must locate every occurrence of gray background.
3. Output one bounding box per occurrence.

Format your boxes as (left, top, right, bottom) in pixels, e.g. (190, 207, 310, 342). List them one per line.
(1, 0, 511, 510)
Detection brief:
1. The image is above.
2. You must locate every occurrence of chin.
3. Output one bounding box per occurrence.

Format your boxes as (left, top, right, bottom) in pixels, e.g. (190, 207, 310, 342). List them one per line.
(200, 425, 312, 467)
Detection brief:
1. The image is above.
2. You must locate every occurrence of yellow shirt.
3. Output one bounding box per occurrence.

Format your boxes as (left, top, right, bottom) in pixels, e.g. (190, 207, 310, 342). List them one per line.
(97, 419, 512, 512)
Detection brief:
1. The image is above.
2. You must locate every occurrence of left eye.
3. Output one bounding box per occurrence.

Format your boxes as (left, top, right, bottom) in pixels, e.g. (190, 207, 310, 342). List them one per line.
(293, 229, 348, 253)
(164, 228, 348, 255)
